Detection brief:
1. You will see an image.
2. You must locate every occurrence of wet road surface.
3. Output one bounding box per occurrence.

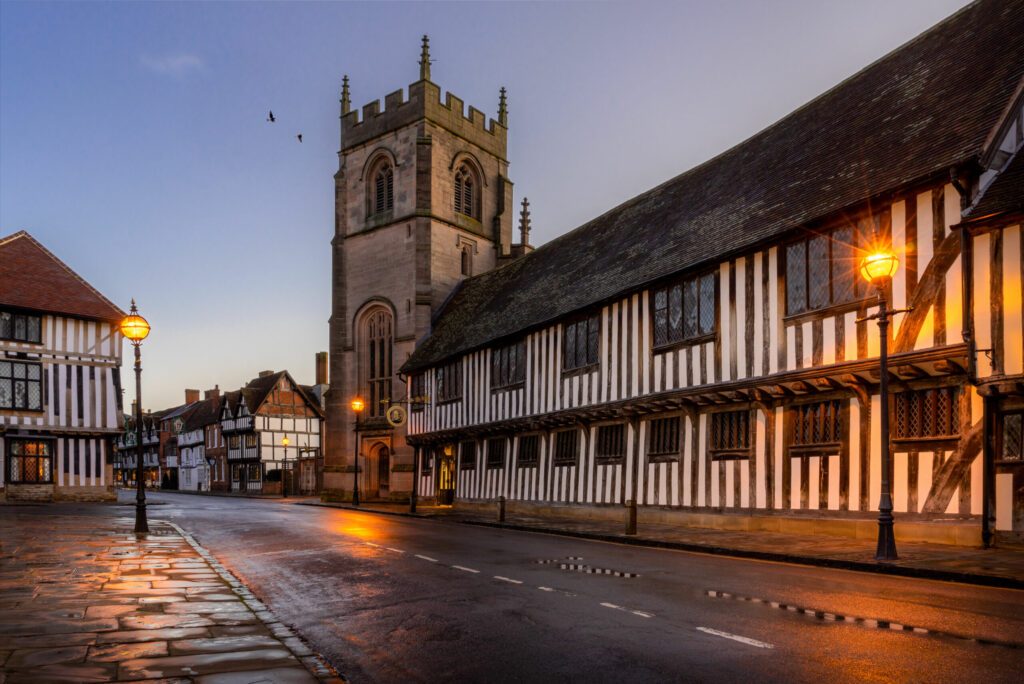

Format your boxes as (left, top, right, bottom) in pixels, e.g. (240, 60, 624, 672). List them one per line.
(40, 493, 1024, 682)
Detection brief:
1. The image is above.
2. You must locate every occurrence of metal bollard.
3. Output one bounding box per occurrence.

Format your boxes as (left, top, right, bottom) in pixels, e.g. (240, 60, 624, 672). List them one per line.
(498, 496, 506, 523)
(625, 499, 637, 535)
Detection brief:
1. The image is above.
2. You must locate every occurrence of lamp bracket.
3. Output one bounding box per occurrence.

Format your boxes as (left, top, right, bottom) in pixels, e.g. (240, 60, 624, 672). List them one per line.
(857, 306, 913, 324)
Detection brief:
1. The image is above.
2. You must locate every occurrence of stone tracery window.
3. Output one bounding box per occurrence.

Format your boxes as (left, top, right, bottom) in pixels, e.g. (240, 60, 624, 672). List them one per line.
(363, 309, 393, 418)
(454, 163, 478, 219)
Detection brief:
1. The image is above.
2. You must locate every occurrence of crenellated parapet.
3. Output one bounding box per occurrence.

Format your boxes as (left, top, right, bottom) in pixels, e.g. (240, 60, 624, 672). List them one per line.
(341, 79, 508, 157)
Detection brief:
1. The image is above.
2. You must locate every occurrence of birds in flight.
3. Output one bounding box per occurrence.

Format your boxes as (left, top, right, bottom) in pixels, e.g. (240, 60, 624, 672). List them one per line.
(267, 110, 302, 143)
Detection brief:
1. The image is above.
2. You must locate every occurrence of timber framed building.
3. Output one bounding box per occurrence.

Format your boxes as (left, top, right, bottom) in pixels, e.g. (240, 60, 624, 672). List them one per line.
(0, 231, 125, 502)
(398, 1, 1024, 543)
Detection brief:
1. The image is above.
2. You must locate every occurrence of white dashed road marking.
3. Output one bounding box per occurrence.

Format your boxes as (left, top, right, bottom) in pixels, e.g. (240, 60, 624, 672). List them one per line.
(494, 576, 523, 584)
(632, 611, 654, 618)
(538, 586, 555, 592)
(414, 554, 437, 562)
(452, 565, 480, 574)
(385, 547, 404, 554)
(697, 627, 774, 649)
(600, 602, 621, 610)
(364, 542, 380, 547)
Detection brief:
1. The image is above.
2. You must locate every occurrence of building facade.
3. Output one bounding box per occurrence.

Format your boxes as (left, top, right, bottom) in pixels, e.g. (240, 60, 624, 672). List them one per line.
(400, 1, 1024, 543)
(323, 37, 531, 501)
(0, 231, 125, 502)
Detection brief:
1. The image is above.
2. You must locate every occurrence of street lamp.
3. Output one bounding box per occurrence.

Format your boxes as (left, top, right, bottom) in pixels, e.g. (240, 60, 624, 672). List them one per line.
(351, 397, 364, 506)
(281, 436, 290, 498)
(860, 250, 901, 561)
(120, 300, 151, 534)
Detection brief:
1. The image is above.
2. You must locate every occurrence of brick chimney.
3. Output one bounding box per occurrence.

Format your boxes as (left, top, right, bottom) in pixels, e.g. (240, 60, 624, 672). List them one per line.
(185, 388, 200, 404)
(315, 352, 328, 385)
(131, 400, 137, 416)
(204, 385, 220, 400)
(258, 370, 275, 378)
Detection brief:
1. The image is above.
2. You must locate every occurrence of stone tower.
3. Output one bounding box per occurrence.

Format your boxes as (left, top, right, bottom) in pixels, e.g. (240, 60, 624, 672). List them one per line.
(323, 36, 514, 501)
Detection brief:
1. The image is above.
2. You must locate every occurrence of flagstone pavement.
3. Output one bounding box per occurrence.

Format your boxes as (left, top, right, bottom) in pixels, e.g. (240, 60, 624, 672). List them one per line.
(0, 512, 341, 683)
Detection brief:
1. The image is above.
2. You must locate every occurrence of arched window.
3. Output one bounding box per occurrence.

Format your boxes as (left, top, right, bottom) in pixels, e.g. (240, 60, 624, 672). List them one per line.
(460, 245, 472, 277)
(371, 162, 393, 216)
(454, 164, 477, 219)
(363, 309, 393, 418)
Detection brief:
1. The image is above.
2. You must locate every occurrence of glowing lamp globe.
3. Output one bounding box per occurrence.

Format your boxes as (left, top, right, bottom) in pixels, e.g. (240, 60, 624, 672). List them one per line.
(282, 436, 290, 448)
(120, 300, 150, 343)
(859, 252, 899, 284)
(351, 397, 365, 413)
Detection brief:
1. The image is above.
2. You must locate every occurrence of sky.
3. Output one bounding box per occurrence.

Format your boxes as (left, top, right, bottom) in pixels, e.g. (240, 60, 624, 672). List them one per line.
(0, 0, 971, 410)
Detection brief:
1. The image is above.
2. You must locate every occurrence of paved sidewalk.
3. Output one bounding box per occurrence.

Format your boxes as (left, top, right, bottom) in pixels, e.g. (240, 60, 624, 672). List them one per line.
(0, 510, 340, 683)
(311, 501, 1024, 589)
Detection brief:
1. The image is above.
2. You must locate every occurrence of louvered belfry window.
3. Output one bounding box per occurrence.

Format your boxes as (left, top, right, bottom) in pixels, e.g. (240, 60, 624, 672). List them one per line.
(894, 387, 959, 440)
(365, 310, 393, 417)
(710, 410, 751, 454)
(792, 400, 842, 446)
(454, 164, 477, 218)
(373, 163, 393, 215)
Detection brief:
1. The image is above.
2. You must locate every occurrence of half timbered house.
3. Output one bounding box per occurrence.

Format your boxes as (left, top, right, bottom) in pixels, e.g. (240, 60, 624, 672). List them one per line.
(399, 1, 1024, 543)
(0, 231, 125, 502)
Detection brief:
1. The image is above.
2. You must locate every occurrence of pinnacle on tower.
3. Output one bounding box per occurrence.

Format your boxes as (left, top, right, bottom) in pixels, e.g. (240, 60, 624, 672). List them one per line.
(519, 197, 531, 246)
(341, 75, 351, 115)
(498, 87, 508, 126)
(419, 35, 431, 82)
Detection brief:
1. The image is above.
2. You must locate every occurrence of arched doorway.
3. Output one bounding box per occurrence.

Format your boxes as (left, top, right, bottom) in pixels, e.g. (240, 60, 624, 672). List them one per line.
(377, 445, 390, 495)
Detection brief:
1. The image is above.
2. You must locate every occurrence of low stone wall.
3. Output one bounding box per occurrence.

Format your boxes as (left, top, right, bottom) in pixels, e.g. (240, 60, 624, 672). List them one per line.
(4, 484, 55, 502)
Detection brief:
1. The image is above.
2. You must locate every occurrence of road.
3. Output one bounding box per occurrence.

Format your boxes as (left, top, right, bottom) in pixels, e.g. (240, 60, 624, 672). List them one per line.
(35, 492, 1024, 682)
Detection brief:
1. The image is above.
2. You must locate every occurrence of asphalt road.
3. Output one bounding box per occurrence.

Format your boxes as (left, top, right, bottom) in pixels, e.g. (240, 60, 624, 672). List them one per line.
(47, 493, 1024, 682)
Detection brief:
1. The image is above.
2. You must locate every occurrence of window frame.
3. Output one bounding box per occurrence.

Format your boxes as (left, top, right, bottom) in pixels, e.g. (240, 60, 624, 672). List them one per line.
(647, 416, 681, 462)
(454, 163, 479, 220)
(553, 428, 579, 467)
(516, 434, 541, 468)
(6, 437, 53, 484)
(459, 440, 477, 470)
(595, 423, 626, 465)
(788, 398, 844, 456)
(562, 313, 600, 374)
(491, 339, 526, 391)
(0, 310, 43, 345)
(486, 438, 506, 470)
(892, 386, 960, 445)
(709, 408, 752, 460)
(367, 159, 394, 219)
(0, 359, 44, 412)
(998, 411, 1023, 463)
(410, 374, 426, 412)
(435, 360, 463, 404)
(784, 223, 874, 320)
(650, 271, 718, 351)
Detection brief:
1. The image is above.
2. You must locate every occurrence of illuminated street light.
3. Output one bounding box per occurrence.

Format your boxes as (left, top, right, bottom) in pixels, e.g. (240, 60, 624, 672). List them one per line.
(120, 300, 151, 534)
(860, 251, 900, 561)
(351, 397, 364, 506)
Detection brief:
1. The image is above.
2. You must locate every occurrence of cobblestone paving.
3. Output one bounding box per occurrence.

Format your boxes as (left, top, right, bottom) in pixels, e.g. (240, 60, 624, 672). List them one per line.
(0, 512, 341, 683)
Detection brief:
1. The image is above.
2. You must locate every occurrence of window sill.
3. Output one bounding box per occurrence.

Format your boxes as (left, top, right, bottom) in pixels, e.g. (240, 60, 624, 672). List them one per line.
(486, 463, 505, 470)
(789, 442, 842, 455)
(783, 297, 876, 325)
(553, 460, 578, 468)
(595, 457, 624, 466)
(652, 333, 716, 354)
(647, 453, 679, 463)
(562, 364, 598, 378)
(460, 464, 477, 471)
(436, 398, 462, 406)
(891, 436, 959, 447)
(491, 382, 525, 394)
(710, 450, 751, 461)
(517, 461, 540, 468)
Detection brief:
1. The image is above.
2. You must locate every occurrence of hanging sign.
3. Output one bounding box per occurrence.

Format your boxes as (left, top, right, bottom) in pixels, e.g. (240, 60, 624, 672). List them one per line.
(385, 404, 407, 427)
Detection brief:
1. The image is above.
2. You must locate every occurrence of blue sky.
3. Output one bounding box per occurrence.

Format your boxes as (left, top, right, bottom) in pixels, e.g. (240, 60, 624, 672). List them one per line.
(0, 0, 969, 409)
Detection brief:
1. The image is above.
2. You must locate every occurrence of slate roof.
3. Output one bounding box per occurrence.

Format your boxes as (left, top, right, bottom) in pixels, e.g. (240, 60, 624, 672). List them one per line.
(968, 151, 1024, 219)
(0, 231, 125, 323)
(221, 372, 325, 419)
(403, 0, 1024, 374)
(182, 395, 224, 431)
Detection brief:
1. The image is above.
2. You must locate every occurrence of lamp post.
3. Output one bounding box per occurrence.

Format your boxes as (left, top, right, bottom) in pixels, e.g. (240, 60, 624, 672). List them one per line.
(860, 252, 901, 561)
(351, 397, 364, 506)
(120, 300, 151, 534)
(281, 436, 290, 498)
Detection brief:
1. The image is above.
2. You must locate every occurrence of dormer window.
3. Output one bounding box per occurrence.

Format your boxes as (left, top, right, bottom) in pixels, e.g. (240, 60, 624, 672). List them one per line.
(371, 162, 394, 216)
(454, 164, 477, 219)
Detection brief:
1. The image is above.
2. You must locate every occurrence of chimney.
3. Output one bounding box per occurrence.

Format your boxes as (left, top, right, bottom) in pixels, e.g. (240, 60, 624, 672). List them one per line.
(185, 388, 200, 404)
(204, 385, 220, 401)
(258, 370, 275, 378)
(131, 400, 137, 416)
(315, 352, 328, 386)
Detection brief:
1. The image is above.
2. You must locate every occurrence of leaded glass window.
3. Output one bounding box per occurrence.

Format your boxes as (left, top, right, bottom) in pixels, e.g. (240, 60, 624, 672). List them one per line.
(652, 273, 716, 348)
(894, 387, 959, 439)
(517, 434, 540, 467)
(786, 225, 868, 315)
(0, 360, 43, 411)
(8, 439, 52, 483)
(564, 315, 599, 371)
(0, 311, 42, 344)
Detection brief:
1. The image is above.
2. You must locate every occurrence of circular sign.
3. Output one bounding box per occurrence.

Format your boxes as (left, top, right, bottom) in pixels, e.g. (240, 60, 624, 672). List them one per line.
(385, 404, 407, 427)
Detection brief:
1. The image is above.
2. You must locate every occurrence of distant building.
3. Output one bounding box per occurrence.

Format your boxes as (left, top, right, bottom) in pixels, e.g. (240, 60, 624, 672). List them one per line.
(0, 231, 125, 502)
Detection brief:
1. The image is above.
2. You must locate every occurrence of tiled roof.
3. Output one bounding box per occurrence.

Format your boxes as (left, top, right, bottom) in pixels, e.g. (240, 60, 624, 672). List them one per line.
(183, 396, 224, 431)
(968, 152, 1024, 219)
(0, 231, 125, 323)
(403, 0, 1024, 373)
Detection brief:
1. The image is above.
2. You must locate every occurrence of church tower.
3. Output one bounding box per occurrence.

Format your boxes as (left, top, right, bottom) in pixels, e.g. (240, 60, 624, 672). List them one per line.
(323, 36, 514, 501)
